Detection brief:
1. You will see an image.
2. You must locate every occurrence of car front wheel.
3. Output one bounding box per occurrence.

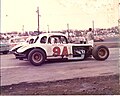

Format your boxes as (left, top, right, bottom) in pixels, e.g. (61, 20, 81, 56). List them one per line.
(28, 49, 45, 66)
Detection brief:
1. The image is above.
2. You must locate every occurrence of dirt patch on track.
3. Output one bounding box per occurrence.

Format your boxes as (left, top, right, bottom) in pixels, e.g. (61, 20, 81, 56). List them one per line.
(1, 74, 120, 95)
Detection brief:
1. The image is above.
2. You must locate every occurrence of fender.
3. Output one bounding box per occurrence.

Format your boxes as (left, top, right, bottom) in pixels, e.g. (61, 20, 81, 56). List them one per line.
(17, 43, 47, 53)
(10, 42, 27, 51)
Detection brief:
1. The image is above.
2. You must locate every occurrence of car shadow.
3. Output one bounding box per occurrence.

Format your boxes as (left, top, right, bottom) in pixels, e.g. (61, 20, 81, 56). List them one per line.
(10, 57, 95, 67)
(44, 57, 94, 65)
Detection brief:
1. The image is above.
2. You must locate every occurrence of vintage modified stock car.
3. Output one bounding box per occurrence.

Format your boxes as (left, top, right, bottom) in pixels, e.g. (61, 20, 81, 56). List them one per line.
(14, 33, 109, 66)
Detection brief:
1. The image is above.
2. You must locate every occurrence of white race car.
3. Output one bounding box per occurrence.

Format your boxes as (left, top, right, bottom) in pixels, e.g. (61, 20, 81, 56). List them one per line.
(14, 33, 109, 66)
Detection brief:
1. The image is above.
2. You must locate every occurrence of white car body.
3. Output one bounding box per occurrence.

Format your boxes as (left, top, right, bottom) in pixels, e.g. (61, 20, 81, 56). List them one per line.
(15, 33, 109, 66)
(17, 33, 92, 60)
(10, 36, 37, 52)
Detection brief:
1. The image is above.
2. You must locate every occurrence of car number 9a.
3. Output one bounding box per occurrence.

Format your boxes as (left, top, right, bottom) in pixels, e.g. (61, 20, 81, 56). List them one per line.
(53, 46, 68, 56)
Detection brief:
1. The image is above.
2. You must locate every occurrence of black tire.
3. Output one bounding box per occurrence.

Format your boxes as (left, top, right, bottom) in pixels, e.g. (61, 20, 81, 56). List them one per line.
(28, 49, 45, 66)
(92, 45, 109, 60)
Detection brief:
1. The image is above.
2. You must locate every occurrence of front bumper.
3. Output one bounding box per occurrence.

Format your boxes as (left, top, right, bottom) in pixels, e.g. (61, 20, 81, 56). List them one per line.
(14, 51, 27, 59)
(0, 50, 9, 53)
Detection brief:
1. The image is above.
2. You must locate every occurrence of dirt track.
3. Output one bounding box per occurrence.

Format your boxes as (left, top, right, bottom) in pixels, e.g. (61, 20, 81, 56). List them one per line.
(1, 74, 119, 95)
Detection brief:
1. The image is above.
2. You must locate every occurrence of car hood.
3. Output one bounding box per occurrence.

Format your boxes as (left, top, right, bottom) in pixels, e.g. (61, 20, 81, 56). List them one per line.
(10, 42, 28, 51)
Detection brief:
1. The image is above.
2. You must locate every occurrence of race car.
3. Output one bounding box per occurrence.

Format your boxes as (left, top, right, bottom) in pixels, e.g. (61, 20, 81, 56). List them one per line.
(14, 33, 109, 66)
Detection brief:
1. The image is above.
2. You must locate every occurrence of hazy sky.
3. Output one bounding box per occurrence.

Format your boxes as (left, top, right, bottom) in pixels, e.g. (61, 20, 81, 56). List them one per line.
(1, 0, 119, 32)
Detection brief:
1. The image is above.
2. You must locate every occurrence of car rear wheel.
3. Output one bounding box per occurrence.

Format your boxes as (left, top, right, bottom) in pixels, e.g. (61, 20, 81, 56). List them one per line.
(28, 49, 45, 66)
(92, 45, 109, 60)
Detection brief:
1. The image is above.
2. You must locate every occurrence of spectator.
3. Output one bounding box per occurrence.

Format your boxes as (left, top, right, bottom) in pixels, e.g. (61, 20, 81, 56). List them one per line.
(86, 28, 94, 46)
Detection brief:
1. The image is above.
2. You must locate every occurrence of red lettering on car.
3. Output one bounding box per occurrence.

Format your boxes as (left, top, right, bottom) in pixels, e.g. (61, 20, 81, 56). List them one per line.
(53, 47, 60, 56)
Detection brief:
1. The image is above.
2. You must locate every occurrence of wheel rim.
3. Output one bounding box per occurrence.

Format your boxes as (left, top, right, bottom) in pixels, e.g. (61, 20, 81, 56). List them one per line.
(98, 48, 107, 58)
(32, 52, 43, 64)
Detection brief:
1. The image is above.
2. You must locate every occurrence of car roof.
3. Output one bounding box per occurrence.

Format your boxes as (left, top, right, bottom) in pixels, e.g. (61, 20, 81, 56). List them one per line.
(38, 33, 67, 38)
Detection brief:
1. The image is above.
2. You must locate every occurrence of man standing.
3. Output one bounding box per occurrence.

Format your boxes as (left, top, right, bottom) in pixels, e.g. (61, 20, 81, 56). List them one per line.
(86, 28, 94, 46)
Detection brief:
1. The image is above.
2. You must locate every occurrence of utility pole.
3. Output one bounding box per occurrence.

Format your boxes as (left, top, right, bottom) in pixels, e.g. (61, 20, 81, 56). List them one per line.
(6, 14, 8, 33)
(118, 3, 120, 33)
(118, 19, 120, 33)
(67, 23, 69, 39)
(92, 20, 95, 35)
(36, 7, 40, 33)
(47, 25, 49, 33)
(22, 25, 24, 33)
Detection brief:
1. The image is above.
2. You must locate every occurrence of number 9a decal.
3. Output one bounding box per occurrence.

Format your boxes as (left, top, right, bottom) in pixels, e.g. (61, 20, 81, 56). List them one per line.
(53, 46, 68, 56)
(53, 47, 60, 56)
(62, 46, 68, 56)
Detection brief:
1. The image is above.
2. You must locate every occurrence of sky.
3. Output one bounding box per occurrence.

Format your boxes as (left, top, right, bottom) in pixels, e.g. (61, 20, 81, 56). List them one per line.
(1, 0, 119, 32)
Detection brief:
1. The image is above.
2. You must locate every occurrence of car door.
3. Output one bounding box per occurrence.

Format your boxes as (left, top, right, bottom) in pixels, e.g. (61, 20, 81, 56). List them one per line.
(47, 35, 69, 59)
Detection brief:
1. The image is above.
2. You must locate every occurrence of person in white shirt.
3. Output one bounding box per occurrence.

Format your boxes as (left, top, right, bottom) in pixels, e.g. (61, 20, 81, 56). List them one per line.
(86, 28, 94, 46)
